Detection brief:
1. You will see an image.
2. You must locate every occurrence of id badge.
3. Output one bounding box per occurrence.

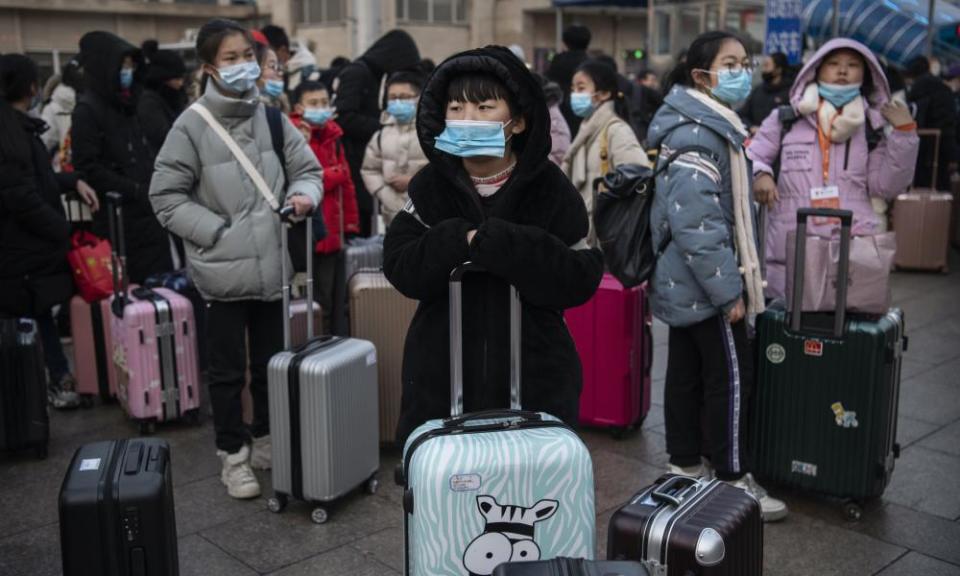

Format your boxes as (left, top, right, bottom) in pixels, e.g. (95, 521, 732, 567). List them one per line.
(810, 186, 840, 226)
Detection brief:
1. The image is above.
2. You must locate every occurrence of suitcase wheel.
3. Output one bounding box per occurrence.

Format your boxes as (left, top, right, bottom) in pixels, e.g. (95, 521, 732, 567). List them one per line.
(34, 445, 48, 460)
(311, 506, 329, 525)
(186, 410, 202, 426)
(843, 500, 863, 522)
(79, 395, 95, 410)
(365, 477, 379, 495)
(138, 420, 156, 436)
(267, 493, 288, 514)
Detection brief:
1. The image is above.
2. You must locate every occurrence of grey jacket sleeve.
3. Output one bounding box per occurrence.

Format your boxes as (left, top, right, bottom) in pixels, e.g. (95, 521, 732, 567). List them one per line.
(661, 146, 743, 312)
(279, 114, 323, 207)
(149, 124, 226, 249)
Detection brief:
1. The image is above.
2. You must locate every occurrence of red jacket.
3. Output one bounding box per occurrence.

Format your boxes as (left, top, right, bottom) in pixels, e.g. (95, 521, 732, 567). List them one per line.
(290, 115, 360, 254)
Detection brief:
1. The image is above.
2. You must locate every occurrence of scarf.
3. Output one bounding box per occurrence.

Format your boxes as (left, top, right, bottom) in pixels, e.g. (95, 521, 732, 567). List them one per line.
(796, 83, 865, 143)
(562, 100, 617, 192)
(686, 88, 766, 320)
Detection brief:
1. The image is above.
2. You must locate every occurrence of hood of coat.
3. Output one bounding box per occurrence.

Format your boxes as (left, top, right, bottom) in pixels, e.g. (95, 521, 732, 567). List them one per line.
(17, 109, 48, 137)
(79, 31, 142, 108)
(416, 46, 551, 188)
(361, 30, 420, 76)
(50, 84, 76, 111)
(647, 85, 747, 150)
(789, 38, 890, 110)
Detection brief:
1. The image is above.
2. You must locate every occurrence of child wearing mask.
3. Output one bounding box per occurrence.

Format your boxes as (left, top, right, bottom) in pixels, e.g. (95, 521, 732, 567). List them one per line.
(290, 80, 360, 333)
(361, 71, 429, 228)
(748, 38, 918, 300)
(383, 46, 603, 445)
(150, 19, 321, 500)
(648, 31, 786, 521)
(562, 59, 649, 246)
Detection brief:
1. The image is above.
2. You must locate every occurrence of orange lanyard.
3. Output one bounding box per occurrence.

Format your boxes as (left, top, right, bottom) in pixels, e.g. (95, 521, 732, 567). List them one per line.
(816, 101, 837, 185)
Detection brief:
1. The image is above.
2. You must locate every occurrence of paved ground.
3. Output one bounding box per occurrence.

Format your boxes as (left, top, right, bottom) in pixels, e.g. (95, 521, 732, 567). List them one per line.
(2, 252, 959, 576)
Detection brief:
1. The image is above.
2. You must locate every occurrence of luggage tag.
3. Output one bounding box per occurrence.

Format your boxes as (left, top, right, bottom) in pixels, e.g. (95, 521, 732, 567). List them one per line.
(810, 186, 840, 226)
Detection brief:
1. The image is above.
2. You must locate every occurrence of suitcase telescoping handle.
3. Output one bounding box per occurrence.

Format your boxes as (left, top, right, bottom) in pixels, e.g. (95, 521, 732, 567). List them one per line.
(449, 263, 521, 417)
(790, 207, 852, 338)
(279, 205, 315, 350)
(106, 192, 129, 316)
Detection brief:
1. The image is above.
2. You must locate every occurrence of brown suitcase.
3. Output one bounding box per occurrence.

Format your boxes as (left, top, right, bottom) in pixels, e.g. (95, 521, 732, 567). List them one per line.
(608, 475, 763, 575)
(892, 191, 952, 272)
(348, 270, 417, 444)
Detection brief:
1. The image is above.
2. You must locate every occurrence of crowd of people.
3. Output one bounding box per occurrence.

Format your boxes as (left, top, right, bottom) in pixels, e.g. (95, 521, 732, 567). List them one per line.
(0, 18, 938, 519)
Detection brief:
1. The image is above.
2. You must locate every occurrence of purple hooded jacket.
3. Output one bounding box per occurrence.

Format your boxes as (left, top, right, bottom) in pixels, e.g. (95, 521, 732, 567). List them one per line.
(747, 38, 919, 300)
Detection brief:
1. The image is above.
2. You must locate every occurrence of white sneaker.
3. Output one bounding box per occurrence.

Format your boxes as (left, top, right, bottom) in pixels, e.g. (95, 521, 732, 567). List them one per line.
(730, 473, 788, 522)
(667, 463, 706, 478)
(218, 445, 261, 499)
(250, 435, 271, 470)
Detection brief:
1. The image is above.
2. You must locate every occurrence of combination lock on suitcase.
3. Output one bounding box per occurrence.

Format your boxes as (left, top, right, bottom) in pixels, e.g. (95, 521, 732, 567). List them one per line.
(267, 206, 380, 524)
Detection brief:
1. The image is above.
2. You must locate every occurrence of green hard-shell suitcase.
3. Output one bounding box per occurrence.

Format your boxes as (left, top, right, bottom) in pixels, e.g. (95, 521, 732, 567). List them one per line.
(751, 208, 905, 520)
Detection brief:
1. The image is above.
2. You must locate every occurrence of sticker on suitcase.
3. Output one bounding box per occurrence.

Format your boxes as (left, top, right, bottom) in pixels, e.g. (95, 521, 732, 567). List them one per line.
(831, 402, 859, 428)
(791, 460, 818, 477)
(463, 496, 559, 575)
(765, 343, 786, 364)
(804, 339, 823, 357)
(450, 474, 482, 492)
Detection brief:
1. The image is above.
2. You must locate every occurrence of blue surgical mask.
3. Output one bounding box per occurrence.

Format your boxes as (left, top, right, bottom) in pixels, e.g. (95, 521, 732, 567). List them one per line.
(119, 68, 134, 90)
(818, 82, 862, 108)
(710, 68, 753, 105)
(570, 92, 595, 118)
(387, 99, 417, 123)
(303, 107, 334, 126)
(216, 61, 261, 94)
(264, 79, 284, 98)
(434, 119, 513, 158)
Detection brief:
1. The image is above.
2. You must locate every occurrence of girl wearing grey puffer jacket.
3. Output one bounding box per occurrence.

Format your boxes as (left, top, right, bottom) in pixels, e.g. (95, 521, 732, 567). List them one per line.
(149, 19, 322, 501)
(648, 31, 786, 522)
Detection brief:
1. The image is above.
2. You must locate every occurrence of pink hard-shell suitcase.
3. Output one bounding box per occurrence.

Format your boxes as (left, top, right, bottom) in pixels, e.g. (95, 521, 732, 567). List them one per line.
(105, 193, 201, 434)
(70, 294, 119, 405)
(565, 273, 651, 436)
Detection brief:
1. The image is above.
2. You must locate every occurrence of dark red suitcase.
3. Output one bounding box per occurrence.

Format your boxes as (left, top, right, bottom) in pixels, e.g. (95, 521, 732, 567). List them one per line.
(607, 475, 763, 575)
(494, 558, 648, 575)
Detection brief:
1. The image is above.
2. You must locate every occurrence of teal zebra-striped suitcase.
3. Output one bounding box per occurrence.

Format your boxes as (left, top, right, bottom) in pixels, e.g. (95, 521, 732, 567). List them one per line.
(397, 265, 596, 576)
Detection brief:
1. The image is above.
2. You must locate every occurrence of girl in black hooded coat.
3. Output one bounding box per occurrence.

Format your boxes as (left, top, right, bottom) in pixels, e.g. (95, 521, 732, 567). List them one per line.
(384, 46, 603, 444)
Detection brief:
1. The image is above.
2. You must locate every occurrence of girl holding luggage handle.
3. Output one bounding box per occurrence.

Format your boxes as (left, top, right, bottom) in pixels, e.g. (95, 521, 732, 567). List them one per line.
(646, 31, 788, 521)
(149, 18, 322, 500)
(747, 38, 918, 300)
(383, 45, 604, 446)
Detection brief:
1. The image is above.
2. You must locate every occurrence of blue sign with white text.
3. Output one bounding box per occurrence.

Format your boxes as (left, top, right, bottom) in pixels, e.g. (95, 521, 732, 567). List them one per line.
(765, 0, 803, 65)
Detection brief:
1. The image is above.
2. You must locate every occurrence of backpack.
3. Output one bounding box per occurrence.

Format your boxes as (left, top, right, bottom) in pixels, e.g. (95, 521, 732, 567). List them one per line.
(593, 145, 719, 288)
(264, 106, 327, 272)
(773, 104, 883, 179)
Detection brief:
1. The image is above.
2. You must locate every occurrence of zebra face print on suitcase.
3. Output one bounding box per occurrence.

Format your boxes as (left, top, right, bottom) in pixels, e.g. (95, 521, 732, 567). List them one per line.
(402, 415, 596, 576)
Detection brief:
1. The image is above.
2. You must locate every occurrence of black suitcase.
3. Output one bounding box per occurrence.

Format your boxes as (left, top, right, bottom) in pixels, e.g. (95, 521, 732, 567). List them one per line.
(0, 318, 49, 459)
(59, 439, 179, 576)
(607, 475, 763, 575)
(494, 558, 649, 576)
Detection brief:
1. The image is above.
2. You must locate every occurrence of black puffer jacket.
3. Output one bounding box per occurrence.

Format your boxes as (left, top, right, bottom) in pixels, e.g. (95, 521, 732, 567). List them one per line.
(335, 30, 420, 232)
(908, 73, 958, 189)
(0, 113, 74, 317)
(739, 77, 792, 130)
(72, 31, 171, 283)
(384, 46, 604, 444)
(138, 86, 185, 152)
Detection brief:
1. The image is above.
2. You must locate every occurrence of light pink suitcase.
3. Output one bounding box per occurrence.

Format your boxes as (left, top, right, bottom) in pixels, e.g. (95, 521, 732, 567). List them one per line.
(106, 193, 201, 434)
(70, 294, 119, 405)
(564, 273, 651, 436)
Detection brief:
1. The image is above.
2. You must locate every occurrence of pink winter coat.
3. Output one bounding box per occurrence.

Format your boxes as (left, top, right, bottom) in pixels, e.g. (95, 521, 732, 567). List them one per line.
(747, 38, 919, 300)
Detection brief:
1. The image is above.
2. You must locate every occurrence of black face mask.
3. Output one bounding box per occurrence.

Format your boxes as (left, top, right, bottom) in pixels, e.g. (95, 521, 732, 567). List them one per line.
(762, 72, 777, 84)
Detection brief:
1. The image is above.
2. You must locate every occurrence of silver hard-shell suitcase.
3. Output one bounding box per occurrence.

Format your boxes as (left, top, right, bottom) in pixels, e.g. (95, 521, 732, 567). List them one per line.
(267, 207, 380, 524)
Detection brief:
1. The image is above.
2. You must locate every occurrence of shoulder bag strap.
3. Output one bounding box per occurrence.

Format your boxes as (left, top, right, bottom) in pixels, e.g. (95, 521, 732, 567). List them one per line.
(191, 102, 280, 211)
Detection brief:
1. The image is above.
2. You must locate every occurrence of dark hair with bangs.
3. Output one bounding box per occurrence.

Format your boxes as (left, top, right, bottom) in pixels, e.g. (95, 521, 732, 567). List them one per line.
(446, 72, 520, 117)
(293, 80, 328, 106)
